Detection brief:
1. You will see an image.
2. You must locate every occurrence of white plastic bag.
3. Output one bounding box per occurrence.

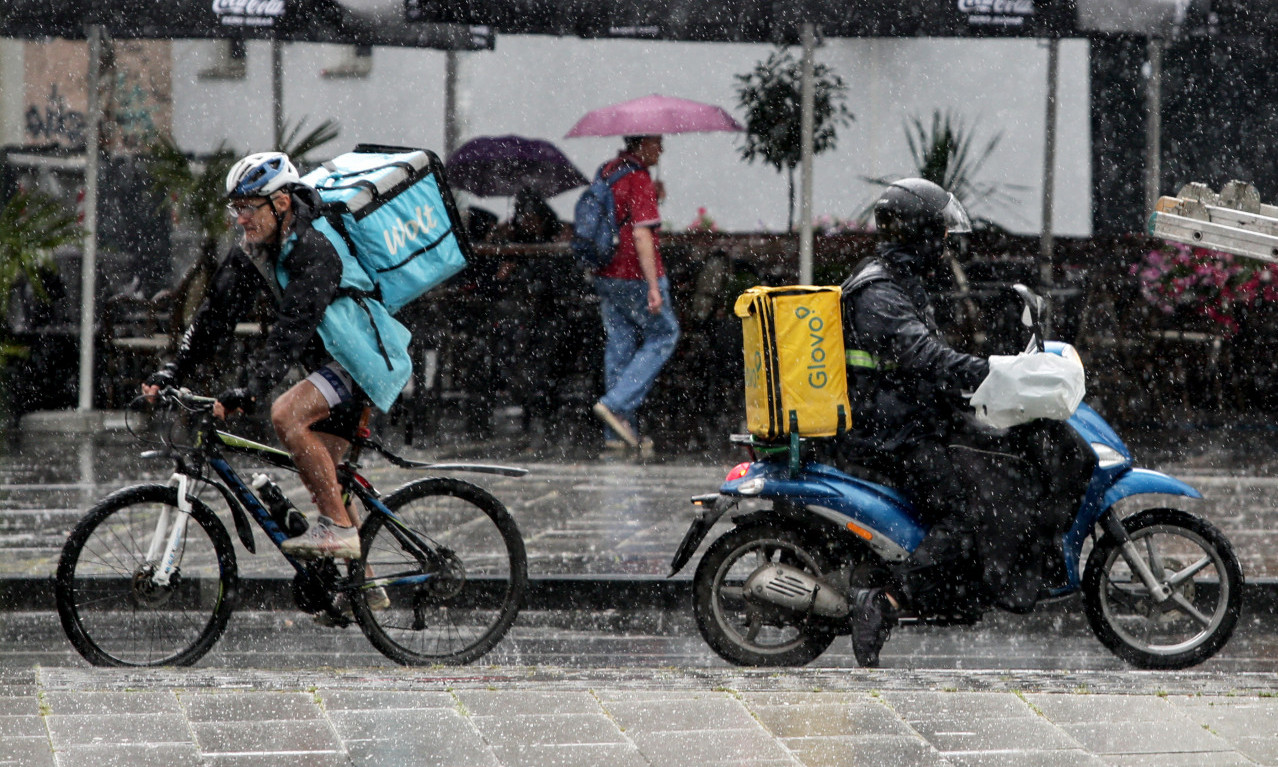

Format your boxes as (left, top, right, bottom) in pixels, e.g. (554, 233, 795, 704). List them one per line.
(969, 347, 1085, 429)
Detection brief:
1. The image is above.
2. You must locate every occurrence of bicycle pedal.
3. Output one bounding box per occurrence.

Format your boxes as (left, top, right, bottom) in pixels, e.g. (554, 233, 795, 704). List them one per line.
(312, 609, 353, 628)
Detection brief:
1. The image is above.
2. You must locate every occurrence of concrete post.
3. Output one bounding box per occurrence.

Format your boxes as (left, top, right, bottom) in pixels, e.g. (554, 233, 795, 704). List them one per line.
(1145, 37, 1164, 218)
(78, 26, 103, 412)
(798, 23, 816, 285)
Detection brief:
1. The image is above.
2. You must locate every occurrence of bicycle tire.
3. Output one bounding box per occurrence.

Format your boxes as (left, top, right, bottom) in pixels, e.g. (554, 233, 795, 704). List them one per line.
(55, 484, 239, 667)
(350, 477, 527, 665)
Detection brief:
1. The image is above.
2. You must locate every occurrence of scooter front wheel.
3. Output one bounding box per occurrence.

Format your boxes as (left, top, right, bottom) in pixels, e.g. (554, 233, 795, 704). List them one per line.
(1083, 508, 1242, 670)
(693, 522, 837, 667)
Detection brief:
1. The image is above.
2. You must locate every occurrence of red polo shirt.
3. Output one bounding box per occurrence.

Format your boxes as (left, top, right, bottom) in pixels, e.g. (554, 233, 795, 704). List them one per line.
(596, 152, 664, 280)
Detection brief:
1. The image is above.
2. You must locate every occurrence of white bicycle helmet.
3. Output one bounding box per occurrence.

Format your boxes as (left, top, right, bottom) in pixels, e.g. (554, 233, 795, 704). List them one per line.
(225, 152, 300, 198)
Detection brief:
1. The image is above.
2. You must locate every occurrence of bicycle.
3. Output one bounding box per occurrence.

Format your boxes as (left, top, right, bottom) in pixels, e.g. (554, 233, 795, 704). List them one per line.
(54, 388, 528, 667)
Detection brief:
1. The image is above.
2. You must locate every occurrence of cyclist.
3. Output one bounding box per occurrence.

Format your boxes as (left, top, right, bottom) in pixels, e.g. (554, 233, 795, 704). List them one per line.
(142, 152, 390, 597)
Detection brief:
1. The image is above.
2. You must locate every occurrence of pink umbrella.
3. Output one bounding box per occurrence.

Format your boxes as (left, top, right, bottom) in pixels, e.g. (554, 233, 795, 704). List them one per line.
(565, 94, 743, 138)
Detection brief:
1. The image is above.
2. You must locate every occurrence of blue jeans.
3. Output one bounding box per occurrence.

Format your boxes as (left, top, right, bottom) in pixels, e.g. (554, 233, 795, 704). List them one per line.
(595, 276, 680, 435)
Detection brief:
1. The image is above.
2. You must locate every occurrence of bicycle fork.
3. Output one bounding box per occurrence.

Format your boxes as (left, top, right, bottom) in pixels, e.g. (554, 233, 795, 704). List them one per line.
(145, 473, 196, 587)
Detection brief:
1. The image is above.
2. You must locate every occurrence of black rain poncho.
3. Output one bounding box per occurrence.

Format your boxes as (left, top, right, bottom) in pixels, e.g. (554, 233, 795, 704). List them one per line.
(837, 244, 1094, 614)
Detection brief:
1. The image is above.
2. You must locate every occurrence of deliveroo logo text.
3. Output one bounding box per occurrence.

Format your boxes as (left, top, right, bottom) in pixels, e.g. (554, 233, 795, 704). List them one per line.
(382, 203, 441, 255)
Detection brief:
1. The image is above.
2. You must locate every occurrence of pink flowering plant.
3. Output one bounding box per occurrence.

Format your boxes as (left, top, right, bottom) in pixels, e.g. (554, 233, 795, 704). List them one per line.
(813, 214, 866, 235)
(1131, 242, 1278, 334)
(687, 207, 718, 233)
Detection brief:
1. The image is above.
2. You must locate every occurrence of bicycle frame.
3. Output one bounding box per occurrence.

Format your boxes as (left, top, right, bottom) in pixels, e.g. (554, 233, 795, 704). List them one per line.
(143, 393, 529, 608)
(144, 395, 495, 598)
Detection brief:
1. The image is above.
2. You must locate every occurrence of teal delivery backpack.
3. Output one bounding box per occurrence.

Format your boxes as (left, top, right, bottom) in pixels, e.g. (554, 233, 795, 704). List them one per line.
(301, 144, 470, 314)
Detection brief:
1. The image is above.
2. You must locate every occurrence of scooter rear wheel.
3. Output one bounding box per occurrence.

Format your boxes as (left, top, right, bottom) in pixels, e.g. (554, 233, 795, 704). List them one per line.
(1083, 508, 1242, 670)
(693, 522, 838, 667)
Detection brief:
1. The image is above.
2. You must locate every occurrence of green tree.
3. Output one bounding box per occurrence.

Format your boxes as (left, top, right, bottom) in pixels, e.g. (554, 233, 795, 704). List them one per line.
(735, 47, 853, 232)
(144, 138, 238, 337)
(277, 117, 340, 163)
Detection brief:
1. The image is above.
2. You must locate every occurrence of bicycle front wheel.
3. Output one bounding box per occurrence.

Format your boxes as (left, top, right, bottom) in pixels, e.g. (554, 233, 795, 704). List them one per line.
(352, 477, 527, 665)
(55, 485, 239, 667)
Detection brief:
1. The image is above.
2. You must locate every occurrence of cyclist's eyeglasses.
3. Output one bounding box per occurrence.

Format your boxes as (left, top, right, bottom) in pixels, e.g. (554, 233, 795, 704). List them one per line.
(226, 199, 271, 218)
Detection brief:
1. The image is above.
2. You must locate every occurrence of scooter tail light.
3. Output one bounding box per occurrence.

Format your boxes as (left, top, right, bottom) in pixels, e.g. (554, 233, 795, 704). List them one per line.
(725, 462, 751, 482)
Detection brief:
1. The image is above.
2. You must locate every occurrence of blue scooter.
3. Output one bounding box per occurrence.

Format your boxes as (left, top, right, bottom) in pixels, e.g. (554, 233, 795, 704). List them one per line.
(670, 286, 1243, 669)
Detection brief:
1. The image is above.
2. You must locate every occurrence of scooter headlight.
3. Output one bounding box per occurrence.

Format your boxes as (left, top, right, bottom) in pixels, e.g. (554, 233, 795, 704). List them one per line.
(737, 477, 766, 495)
(1091, 442, 1128, 468)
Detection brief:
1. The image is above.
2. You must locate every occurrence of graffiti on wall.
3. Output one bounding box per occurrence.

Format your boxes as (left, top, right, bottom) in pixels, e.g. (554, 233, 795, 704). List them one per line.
(24, 84, 87, 146)
(22, 39, 172, 153)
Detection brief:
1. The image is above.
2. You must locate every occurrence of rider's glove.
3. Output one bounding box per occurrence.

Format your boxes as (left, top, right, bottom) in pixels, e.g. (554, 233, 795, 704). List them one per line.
(216, 387, 256, 415)
(144, 362, 179, 390)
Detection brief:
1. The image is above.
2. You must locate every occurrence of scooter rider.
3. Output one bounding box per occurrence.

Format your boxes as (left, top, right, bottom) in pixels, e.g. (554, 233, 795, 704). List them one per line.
(838, 178, 988, 667)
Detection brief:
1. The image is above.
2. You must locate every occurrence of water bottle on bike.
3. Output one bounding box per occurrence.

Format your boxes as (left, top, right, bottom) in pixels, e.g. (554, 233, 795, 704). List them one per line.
(251, 474, 309, 537)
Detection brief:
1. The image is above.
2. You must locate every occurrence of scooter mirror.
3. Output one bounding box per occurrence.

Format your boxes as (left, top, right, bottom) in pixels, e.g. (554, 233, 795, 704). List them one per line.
(1010, 283, 1046, 353)
(1011, 283, 1043, 325)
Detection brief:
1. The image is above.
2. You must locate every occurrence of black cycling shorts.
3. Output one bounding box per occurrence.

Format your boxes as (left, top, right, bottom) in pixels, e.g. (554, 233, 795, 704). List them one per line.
(305, 361, 371, 441)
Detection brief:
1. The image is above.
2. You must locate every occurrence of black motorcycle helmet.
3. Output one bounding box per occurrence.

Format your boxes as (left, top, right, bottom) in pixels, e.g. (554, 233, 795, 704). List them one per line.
(873, 178, 972, 260)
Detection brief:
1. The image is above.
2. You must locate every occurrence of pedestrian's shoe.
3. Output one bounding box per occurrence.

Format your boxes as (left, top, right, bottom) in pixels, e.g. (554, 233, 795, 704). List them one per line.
(313, 586, 390, 627)
(280, 516, 361, 560)
(592, 402, 639, 447)
(850, 587, 897, 668)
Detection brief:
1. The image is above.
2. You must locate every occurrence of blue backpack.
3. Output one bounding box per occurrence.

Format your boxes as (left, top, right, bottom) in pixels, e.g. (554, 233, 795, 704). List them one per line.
(571, 161, 640, 270)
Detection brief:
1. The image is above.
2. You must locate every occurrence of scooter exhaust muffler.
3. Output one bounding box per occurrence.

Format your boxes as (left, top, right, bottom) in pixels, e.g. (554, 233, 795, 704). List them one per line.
(743, 563, 850, 618)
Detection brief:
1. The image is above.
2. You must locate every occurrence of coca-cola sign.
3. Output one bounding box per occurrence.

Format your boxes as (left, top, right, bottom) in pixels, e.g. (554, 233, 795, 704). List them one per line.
(213, 0, 286, 27)
(957, 0, 1036, 28)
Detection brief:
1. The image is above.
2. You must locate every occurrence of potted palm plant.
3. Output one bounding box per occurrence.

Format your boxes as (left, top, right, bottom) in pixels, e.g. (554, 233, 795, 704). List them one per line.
(0, 190, 84, 422)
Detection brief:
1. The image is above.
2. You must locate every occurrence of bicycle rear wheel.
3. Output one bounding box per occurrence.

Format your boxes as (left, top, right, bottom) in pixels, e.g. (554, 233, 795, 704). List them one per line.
(55, 485, 239, 667)
(351, 477, 527, 665)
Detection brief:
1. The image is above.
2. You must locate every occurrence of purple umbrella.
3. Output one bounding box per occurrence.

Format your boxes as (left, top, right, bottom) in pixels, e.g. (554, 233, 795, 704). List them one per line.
(565, 94, 744, 138)
(445, 135, 588, 198)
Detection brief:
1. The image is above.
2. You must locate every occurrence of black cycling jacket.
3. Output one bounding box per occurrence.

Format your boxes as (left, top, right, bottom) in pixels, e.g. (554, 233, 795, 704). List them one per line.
(840, 244, 989, 450)
(171, 187, 341, 401)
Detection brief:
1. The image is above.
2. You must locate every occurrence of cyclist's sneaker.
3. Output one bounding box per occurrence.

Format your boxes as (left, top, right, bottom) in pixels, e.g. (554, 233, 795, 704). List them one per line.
(313, 586, 390, 627)
(280, 516, 360, 560)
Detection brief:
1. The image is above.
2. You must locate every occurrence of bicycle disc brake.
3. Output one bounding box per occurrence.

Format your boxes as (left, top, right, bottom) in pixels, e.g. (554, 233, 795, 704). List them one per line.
(132, 563, 180, 608)
(410, 549, 466, 630)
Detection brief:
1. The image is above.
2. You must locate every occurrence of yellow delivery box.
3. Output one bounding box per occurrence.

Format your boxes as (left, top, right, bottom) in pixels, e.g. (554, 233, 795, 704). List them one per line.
(735, 285, 850, 440)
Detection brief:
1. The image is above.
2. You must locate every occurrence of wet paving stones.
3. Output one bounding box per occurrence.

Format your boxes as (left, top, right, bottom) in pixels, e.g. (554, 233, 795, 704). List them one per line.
(2, 666, 1277, 766)
(2, 428, 1278, 764)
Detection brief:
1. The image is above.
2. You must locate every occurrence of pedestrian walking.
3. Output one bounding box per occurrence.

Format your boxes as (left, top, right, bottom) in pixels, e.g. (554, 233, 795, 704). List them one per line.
(589, 135, 680, 450)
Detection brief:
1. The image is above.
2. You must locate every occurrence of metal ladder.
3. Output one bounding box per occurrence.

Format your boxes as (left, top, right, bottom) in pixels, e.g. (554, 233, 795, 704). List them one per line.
(1149, 180, 1278, 263)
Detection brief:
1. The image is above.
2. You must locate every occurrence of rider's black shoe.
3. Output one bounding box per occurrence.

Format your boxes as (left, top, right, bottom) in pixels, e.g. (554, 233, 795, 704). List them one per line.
(850, 588, 897, 668)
